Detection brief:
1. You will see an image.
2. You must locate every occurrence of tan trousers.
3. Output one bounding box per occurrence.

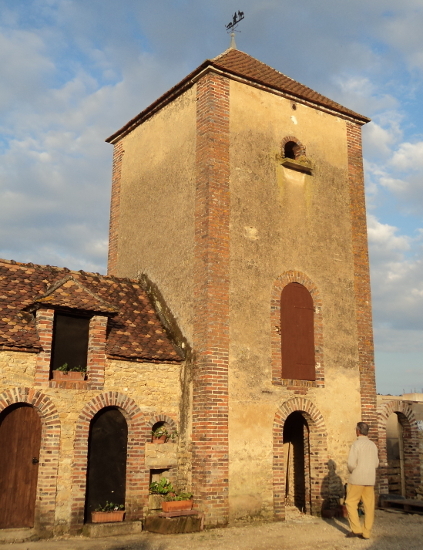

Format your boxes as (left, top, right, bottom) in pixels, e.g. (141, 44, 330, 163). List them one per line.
(345, 484, 375, 538)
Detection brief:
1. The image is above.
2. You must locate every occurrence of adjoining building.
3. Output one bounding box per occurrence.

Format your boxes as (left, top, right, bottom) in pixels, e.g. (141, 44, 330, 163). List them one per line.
(1, 46, 400, 537)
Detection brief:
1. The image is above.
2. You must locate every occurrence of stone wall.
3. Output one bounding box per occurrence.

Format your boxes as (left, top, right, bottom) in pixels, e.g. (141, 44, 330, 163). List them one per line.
(0, 350, 186, 535)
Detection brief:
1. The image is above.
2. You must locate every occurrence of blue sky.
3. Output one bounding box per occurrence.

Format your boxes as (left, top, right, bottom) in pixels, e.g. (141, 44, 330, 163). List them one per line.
(0, 0, 421, 395)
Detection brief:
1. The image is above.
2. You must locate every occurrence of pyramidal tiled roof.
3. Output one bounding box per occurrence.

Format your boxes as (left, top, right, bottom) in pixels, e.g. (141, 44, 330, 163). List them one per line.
(0, 259, 183, 363)
(107, 48, 369, 143)
(211, 49, 370, 122)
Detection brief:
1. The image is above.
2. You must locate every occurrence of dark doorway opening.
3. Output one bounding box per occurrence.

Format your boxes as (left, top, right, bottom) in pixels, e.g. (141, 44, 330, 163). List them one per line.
(386, 412, 405, 496)
(283, 411, 311, 513)
(0, 404, 41, 528)
(84, 407, 128, 522)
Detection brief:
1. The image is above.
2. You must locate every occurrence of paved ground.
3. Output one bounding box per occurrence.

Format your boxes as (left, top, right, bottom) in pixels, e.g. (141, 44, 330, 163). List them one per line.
(1, 509, 422, 550)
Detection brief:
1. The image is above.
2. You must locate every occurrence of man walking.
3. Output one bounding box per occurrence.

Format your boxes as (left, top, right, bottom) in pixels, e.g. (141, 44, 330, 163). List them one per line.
(345, 422, 379, 540)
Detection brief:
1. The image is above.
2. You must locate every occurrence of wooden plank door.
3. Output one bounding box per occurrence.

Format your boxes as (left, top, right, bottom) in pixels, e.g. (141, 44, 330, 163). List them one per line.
(281, 282, 315, 381)
(0, 405, 42, 528)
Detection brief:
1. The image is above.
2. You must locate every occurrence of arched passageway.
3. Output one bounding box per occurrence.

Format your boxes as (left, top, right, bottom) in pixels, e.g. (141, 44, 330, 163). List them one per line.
(283, 411, 311, 513)
(84, 407, 128, 521)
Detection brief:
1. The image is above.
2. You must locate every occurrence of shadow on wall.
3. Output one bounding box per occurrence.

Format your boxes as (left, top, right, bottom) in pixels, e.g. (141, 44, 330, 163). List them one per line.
(320, 460, 345, 516)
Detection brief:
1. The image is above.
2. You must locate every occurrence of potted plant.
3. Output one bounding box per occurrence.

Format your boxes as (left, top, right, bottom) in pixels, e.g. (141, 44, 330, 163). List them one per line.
(91, 501, 125, 523)
(149, 477, 174, 496)
(149, 477, 174, 510)
(52, 363, 86, 381)
(151, 426, 177, 443)
(161, 491, 193, 513)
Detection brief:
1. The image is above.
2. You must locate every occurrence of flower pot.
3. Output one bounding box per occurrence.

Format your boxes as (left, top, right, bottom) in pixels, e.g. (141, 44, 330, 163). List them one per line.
(52, 370, 85, 380)
(152, 435, 167, 443)
(91, 510, 125, 523)
(162, 500, 193, 512)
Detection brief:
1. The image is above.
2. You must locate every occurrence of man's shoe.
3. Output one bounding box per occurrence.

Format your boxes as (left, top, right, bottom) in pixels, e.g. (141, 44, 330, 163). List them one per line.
(346, 532, 363, 538)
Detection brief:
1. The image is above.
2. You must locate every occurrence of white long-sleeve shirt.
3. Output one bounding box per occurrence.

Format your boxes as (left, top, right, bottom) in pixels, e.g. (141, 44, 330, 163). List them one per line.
(347, 435, 379, 486)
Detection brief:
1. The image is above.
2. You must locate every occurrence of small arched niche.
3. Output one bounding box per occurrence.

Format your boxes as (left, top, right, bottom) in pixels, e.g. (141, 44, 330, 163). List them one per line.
(280, 137, 312, 174)
(284, 140, 302, 160)
(151, 420, 173, 443)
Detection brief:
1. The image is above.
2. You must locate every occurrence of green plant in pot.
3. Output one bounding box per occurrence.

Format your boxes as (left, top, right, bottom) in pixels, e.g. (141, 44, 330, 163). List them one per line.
(53, 363, 87, 380)
(57, 363, 86, 373)
(162, 490, 193, 513)
(91, 501, 125, 523)
(149, 477, 174, 495)
(151, 426, 178, 443)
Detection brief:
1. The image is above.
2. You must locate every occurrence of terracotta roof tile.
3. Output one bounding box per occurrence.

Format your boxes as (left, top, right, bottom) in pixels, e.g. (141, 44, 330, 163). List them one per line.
(211, 49, 369, 122)
(0, 259, 183, 362)
(31, 275, 119, 314)
(106, 48, 369, 143)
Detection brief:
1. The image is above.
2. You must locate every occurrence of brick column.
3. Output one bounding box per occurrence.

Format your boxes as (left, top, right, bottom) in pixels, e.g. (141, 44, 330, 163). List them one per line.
(192, 71, 230, 525)
(34, 308, 55, 386)
(87, 315, 107, 390)
(107, 141, 124, 276)
(347, 122, 377, 435)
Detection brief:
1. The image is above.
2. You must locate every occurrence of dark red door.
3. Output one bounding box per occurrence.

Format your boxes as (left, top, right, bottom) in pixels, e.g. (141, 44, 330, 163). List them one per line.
(281, 282, 315, 380)
(0, 405, 41, 528)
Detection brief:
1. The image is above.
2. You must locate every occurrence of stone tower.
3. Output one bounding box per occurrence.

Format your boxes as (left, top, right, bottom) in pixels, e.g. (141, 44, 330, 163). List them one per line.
(106, 48, 376, 525)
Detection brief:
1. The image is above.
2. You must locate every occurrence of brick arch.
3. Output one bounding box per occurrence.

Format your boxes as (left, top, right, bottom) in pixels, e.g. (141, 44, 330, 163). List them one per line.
(70, 393, 149, 531)
(147, 414, 178, 441)
(273, 398, 328, 519)
(281, 135, 306, 158)
(147, 414, 177, 431)
(378, 400, 420, 498)
(0, 387, 60, 532)
(271, 271, 324, 387)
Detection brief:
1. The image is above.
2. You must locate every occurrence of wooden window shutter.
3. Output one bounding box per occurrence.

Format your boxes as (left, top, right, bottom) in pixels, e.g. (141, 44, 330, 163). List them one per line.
(281, 282, 315, 381)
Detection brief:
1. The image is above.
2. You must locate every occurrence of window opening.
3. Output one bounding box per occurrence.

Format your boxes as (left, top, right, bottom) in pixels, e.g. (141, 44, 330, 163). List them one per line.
(284, 141, 301, 160)
(50, 312, 90, 373)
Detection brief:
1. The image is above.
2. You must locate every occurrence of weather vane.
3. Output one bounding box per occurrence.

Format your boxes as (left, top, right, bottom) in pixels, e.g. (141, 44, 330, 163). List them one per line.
(225, 10, 244, 49)
(226, 10, 245, 32)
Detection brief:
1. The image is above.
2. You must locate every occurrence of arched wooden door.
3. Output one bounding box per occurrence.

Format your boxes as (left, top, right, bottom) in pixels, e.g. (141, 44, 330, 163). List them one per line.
(0, 404, 42, 528)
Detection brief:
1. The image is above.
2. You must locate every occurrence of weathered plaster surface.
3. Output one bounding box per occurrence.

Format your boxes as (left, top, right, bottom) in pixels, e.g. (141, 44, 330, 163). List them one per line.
(113, 86, 197, 344)
(227, 80, 362, 520)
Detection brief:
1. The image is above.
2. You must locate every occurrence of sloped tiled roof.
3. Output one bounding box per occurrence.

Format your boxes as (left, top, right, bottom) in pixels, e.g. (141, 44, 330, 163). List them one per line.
(107, 48, 369, 143)
(31, 275, 119, 313)
(0, 259, 183, 363)
(211, 49, 370, 122)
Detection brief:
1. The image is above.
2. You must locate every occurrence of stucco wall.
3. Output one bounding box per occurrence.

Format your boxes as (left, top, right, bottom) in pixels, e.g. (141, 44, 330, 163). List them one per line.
(0, 351, 184, 533)
(113, 86, 197, 344)
(227, 80, 362, 520)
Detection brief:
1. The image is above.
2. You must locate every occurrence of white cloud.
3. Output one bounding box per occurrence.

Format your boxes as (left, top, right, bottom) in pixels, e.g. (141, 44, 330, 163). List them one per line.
(367, 215, 410, 255)
(391, 141, 423, 171)
(0, 0, 422, 395)
(369, 215, 423, 340)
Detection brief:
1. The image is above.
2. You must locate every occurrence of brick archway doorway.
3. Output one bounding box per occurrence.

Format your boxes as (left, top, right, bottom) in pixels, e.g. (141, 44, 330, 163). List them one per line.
(84, 407, 128, 522)
(0, 404, 42, 528)
(283, 411, 311, 513)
